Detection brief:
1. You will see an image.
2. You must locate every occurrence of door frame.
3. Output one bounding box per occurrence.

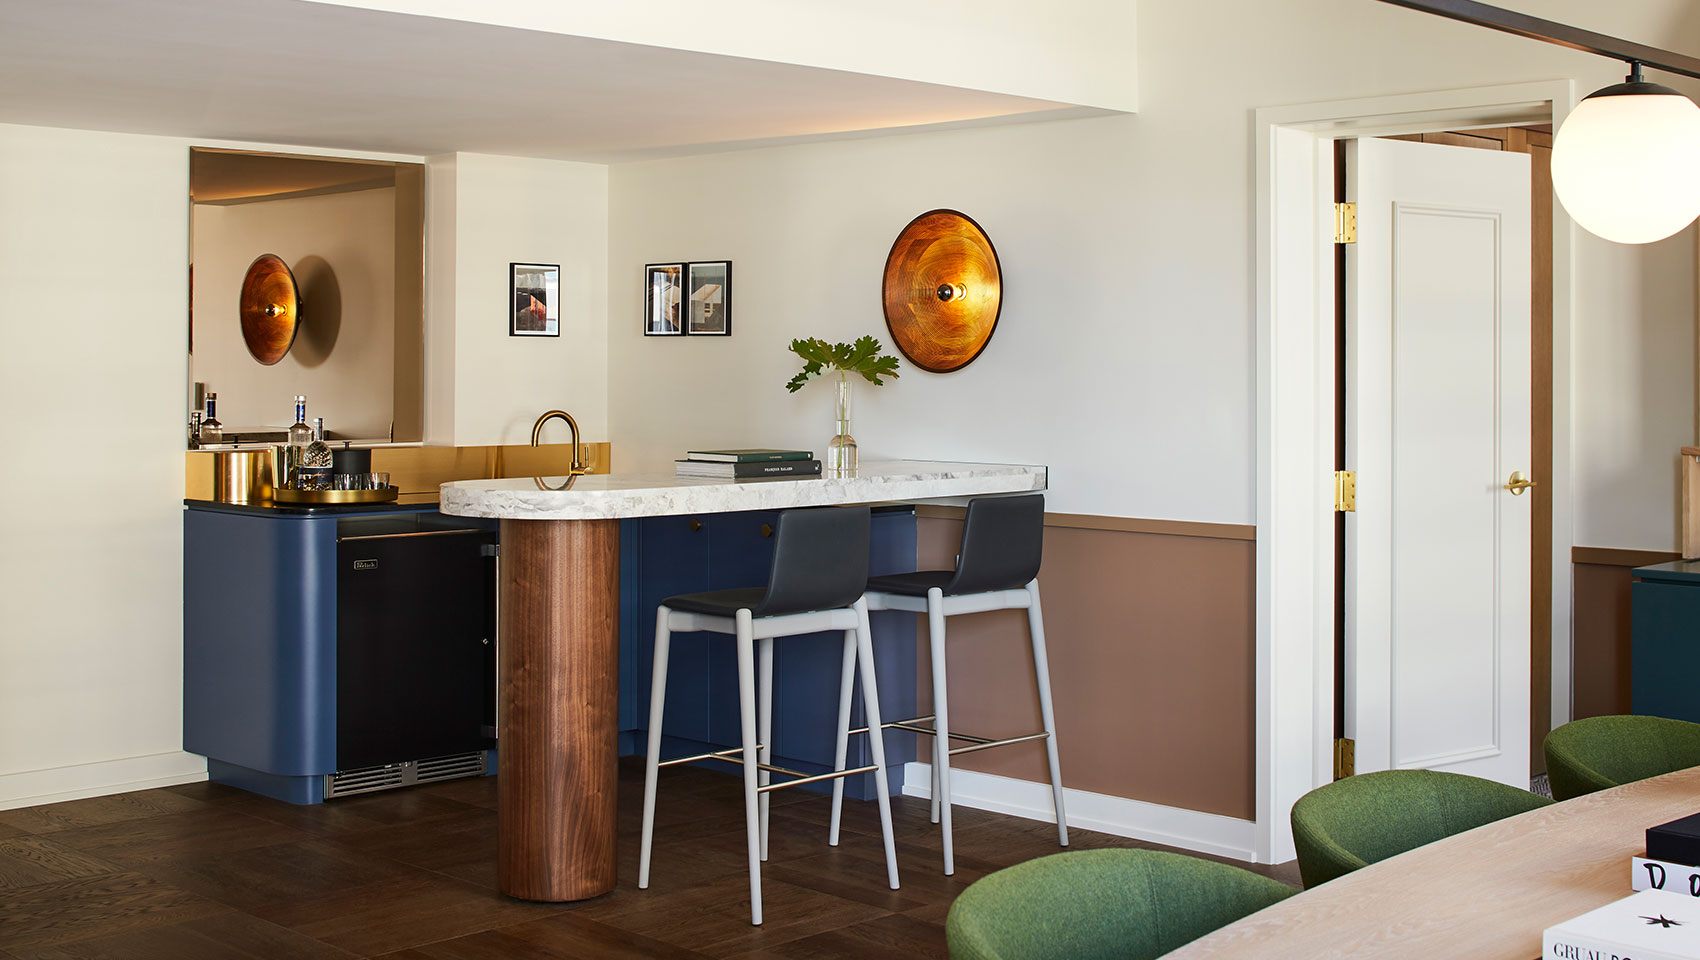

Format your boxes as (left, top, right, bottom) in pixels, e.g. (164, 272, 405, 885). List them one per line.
(1252, 80, 1576, 864)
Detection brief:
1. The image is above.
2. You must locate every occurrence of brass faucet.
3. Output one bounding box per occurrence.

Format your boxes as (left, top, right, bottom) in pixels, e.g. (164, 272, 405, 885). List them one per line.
(531, 410, 588, 475)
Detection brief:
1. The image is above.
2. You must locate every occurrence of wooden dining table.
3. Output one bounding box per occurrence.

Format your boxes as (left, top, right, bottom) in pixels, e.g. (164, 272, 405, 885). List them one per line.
(1168, 766, 1700, 960)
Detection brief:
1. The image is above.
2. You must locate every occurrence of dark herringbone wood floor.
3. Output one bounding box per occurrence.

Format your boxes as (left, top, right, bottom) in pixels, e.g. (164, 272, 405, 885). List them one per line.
(0, 758, 1300, 958)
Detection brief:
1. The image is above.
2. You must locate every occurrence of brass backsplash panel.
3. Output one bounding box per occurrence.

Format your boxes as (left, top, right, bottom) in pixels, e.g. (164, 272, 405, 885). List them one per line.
(186, 442, 612, 504)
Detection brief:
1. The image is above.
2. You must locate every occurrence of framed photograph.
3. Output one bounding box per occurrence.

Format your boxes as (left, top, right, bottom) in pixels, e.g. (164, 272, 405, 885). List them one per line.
(644, 263, 685, 336)
(510, 262, 560, 337)
(686, 261, 732, 336)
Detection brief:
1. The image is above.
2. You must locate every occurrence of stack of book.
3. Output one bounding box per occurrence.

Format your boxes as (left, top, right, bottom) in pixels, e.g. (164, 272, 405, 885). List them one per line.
(675, 449, 821, 479)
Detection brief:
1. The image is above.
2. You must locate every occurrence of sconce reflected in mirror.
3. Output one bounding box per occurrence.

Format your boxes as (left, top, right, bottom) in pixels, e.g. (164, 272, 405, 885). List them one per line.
(239, 253, 301, 365)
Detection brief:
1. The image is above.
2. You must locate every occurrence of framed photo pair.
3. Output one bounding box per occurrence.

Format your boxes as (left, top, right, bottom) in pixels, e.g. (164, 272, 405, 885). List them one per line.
(645, 261, 731, 336)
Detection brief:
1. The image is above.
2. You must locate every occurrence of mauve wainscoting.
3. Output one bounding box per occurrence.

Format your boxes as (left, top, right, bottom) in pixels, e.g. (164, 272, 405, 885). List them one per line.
(1570, 546, 1681, 719)
(913, 508, 1256, 822)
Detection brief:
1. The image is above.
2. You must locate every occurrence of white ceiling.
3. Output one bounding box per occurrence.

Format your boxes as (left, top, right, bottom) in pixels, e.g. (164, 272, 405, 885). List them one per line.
(0, 0, 1096, 163)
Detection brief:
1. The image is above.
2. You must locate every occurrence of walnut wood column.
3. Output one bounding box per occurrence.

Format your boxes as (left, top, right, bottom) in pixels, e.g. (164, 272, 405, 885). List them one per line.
(497, 517, 620, 901)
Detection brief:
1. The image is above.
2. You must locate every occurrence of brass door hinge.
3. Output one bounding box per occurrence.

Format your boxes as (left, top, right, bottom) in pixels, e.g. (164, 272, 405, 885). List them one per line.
(1334, 470, 1356, 513)
(1334, 202, 1357, 244)
(1334, 738, 1355, 780)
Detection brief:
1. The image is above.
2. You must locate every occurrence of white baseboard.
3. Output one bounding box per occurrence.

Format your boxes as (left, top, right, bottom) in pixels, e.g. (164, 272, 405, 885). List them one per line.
(0, 751, 208, 810)
(903, 762, 1258, 863)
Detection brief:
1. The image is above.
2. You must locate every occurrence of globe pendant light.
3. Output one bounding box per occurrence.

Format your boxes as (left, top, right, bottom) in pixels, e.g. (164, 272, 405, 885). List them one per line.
(1373, 0, 1700, 245)
(1551, 63, 1700, 245)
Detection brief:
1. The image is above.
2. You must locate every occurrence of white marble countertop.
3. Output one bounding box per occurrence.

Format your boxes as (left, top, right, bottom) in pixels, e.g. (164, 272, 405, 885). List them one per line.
(438, 459, 1046, 521)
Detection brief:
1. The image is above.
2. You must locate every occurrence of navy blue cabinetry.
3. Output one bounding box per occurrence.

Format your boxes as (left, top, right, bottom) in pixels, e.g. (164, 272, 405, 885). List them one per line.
(188, 499, 916, 805)
(184, 502, 498, 804)
(1632, 561, 1700, 723)
(617, 507, 918, 799)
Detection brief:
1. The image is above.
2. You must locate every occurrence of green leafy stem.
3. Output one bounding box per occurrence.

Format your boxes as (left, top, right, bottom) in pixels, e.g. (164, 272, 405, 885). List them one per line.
(784, 335, 901, 393)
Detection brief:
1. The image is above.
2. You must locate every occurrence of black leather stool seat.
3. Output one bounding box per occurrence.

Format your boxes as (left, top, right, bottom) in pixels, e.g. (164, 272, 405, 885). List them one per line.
(662, 588, 771, 617)
(864, 571, 956, 597)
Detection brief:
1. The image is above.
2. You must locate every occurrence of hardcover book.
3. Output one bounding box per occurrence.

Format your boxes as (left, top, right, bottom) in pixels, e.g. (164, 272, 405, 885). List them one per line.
(1635, 857, 1700, 896)
(675, 459, 822, 479)
(1650, 813, 1700, 867)
(1544, 889, 1700, 960)
(684, 448, 813, 463)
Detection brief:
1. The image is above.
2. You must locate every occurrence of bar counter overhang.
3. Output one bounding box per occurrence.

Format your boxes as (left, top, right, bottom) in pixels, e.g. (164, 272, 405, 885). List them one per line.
(439, 460, 1047, 901)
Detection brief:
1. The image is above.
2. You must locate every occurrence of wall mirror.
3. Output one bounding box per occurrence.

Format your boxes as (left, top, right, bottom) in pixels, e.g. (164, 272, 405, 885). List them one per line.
(188, 147, 425, 447)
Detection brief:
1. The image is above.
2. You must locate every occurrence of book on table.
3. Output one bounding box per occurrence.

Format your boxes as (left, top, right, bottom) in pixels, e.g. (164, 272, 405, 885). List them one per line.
(675, 459, 822, 479)
(683, 448, 813, 463)
(1544, 889, 1700, 960)
(1635, 856, 1700, 896)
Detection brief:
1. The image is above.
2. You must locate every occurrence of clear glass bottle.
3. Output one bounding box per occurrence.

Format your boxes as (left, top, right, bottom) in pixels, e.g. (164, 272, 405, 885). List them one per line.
(298, 415, 334, 490)
(199, 392, 223, 444)
(283, 396, 312, 489)
(188, 411, 202, 449)
(287, 396, 312, 448)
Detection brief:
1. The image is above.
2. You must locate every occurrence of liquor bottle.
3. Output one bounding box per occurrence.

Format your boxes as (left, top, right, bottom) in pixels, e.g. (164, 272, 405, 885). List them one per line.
(287, 396, 312, 448)
(188, 411, 202, 449)
(199, 392, 223, 444)
(297, 414, 334, 490)
(283, 396, 312, 489)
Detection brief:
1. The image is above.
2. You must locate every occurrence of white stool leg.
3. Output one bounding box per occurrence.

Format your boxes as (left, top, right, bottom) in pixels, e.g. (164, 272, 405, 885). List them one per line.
(757, 635, 773, 862)
(930, 734, 941, 824)
(1027, 579, 1068, 847)
(734, 610, 763, 925)
(828, 628, 856, 846)
(855, 598, 900, 890)
(927, 587, 955, 875)
(638, 606, 672, 889)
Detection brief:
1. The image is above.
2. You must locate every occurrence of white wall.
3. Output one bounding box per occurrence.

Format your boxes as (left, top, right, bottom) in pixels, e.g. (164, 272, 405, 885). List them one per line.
(305, 0, 1139, 112)
(0, 124, 204, 807)
(428, 153, 610, 446)
(191, 187, 398, 439)
(608, 0, 1700, 547)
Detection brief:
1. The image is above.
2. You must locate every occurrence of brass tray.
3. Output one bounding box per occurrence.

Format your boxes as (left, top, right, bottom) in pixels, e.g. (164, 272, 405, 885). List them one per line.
(272, 485, 398, 505)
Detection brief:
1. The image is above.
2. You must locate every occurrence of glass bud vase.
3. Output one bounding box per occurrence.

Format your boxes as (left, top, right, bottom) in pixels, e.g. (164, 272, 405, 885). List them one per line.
(826, 373, 858, 477)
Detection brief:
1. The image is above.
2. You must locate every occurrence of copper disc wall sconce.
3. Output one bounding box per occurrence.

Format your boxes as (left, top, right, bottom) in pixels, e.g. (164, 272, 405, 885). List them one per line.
(881, 209, 1002, 373)
(239, 253, 301, 365)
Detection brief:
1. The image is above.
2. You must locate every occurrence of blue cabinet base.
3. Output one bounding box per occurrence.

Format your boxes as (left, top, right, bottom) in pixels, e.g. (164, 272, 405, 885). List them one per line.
(208, 751, 499, 806)
(208, 759, 327, 805)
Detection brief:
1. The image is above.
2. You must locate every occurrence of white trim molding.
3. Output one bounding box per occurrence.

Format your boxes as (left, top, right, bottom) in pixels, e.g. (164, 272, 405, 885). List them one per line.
(1253, 79, 1576, 865)
(902, 762, 1258, 863)
(0, 751, 208, 811)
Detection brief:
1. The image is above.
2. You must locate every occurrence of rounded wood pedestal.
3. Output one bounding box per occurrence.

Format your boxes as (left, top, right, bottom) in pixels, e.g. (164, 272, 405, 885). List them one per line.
(496, 518, 620, 901)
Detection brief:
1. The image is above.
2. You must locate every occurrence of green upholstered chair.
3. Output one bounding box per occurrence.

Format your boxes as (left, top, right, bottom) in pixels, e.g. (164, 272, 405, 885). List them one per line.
(1290, 768, 1551, 888)
(1544, 715, 1700, 802)
(944, 849, 1296, 960)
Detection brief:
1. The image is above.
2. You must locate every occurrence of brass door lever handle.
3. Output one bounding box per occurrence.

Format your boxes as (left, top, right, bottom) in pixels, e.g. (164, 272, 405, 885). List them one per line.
(1504, 471, 1537, 495)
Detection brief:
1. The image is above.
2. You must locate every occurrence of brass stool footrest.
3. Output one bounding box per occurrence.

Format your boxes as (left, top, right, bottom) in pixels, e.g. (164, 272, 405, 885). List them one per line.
(658, 743, 768, 768)
(862, 714, 1052, 756)
(657, 746, 879, 793)
(756, 764, 879, 793)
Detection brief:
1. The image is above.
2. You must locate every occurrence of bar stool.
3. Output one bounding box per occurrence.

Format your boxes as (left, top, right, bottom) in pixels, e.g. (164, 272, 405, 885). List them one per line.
(831, 493, 1066, 875)
(638, 505, 900, 926)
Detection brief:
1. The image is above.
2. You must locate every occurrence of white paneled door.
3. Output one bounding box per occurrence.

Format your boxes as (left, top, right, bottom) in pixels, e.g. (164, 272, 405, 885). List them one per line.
(1344, 136, 1532, 788)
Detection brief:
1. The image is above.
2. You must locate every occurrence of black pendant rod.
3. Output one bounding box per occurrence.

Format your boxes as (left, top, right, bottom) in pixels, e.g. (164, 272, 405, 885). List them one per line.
(1375, 0, 1700, 81)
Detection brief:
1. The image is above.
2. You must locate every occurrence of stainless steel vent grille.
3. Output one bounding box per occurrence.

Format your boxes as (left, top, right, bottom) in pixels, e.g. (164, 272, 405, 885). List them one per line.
(417, 752, 488, 782)
(324, 752, 486, 799)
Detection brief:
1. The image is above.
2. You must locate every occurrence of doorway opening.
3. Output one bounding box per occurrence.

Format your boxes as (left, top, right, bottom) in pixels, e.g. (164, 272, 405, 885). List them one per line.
(1253, 80, 1576, 864)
